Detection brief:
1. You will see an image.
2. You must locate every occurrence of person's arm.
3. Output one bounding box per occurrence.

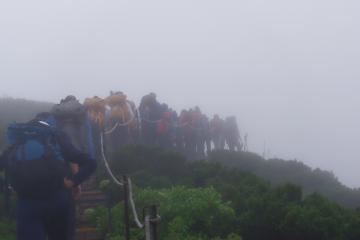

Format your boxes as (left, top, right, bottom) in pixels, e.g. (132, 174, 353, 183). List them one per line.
(56, 131, 97, 187)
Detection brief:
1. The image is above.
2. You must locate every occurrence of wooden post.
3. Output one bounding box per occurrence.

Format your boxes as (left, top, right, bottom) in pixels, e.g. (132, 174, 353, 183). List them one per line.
(149, 205, 158, 240)
(145, 205, 159, 240)
(123, 175, 130, 240)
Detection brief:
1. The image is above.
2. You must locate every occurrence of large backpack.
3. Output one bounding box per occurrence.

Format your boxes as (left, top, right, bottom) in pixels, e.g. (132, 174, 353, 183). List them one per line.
(106, 93, 136, 128)
(84, 97, 106, 128)
(51, 98, 94, 157)
(6, 120, 67, 198)
(51, 97, 86, 123)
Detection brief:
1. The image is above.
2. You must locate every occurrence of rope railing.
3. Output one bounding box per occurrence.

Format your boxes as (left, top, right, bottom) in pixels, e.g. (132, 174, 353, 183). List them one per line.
(103, 113, 137, 134)
(100, 133, 124, 186)
(128, 178, 144, 229)
(104, 107, 208, 133)
(172, 122, 189, 128)
(188, 124, 204, 131)
(100, 132, 146, 231)
(104, 122, 120, 135)
(141, 117, 162, 124)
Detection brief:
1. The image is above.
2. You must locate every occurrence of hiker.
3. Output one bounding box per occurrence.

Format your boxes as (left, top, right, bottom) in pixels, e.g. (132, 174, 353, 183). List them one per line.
(210, 114, 225, 150)
(201, 114, 212, 155)
(224, 116, 243, 151)
(105, 91, 138, 150)
(156, 104, 174, 149)
(0, 113, 97, 240)
(84, 96, 106, 160)
(190, 107, 205, 159)
(175, 110, 187, 154)
(170, 109, 179, 150)
(51, 96, 95, 200)
(172, 110, 183, 153)
(243, 133, 248, 152)
(139, 93, 163, 145)
(179, 109, 193, 158)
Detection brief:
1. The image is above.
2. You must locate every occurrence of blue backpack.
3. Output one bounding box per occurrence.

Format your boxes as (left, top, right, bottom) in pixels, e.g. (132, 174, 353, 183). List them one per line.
(6, 120, 67, 198)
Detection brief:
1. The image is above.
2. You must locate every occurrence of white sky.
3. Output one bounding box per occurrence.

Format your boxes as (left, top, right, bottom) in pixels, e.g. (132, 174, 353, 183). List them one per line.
(1, 0, 360, 187)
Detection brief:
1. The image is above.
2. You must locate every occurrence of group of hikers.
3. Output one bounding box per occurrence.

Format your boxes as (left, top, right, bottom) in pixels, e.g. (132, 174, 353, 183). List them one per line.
(53, 91, 244, 160)
(0, 91, 244, 240)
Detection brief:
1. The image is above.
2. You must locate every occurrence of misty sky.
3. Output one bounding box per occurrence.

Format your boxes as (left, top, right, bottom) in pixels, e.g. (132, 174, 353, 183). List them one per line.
(1, 1, 360, 187)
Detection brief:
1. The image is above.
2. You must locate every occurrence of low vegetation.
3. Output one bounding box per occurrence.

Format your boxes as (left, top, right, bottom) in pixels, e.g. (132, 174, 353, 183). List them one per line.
(209, 151, 360, 208)
(90, 146, 360, 240)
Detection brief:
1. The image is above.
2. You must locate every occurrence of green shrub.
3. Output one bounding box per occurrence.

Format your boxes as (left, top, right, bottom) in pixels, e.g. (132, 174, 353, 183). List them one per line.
(0, 218, 15, 240)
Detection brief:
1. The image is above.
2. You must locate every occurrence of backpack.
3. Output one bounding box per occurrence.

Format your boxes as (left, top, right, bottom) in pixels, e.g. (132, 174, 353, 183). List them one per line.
(6, 121, 67, 198)
(140, 94, 157, 110)
(156, 120, 167, 135)
(51, 98, 86, 123)
(84, 97, 106, 128)
(106, 94, 136, 128)
(52, 98, 94, 156)
(106, 92, 127, 107)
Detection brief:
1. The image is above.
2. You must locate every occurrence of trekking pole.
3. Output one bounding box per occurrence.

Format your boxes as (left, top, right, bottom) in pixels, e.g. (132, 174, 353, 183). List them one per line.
(123, 175, 130, 240)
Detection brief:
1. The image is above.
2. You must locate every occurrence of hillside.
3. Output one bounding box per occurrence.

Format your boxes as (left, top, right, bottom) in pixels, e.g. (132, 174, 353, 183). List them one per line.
(0, 97, 53, 150)
(208, 151, 360, 208)
(91, 145, 360, 240)
(0, 97, 53, 124)
(2, 144, 360, 239)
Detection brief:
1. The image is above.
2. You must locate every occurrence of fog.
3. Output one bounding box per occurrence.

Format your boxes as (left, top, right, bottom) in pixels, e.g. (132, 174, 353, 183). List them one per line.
(1, 0, 360, 187)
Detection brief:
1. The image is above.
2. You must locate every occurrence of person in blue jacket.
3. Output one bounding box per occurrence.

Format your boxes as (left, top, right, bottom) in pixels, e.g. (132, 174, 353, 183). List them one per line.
(0, 112, 97, 240)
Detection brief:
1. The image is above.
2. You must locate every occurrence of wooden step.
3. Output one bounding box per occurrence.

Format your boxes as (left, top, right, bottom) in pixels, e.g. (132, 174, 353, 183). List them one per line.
(78, 193, 107, 204)
(77, 191, 108, 213)
(79, 191, 107, 199)
(76, 227, 97, 233)
(81, 191, 105, 196)
(75, 227, 103, 240)
(75, 187, 108, 240)
(81, 176, 98, 191)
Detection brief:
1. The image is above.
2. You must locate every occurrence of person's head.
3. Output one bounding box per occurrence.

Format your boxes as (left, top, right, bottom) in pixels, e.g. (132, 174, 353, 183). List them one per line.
(62, 95, 77, 103)
(161, 103, 168, 110)
(149, 92, 157, 99)
(194, 106, 201, 113)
